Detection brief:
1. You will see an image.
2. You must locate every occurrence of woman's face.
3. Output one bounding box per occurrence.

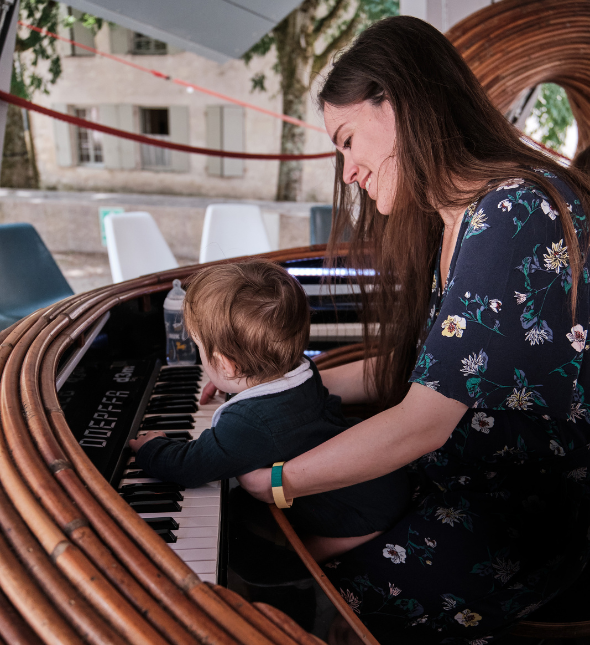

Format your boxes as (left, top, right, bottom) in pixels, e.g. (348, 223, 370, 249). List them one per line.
(324, 100, 397, 215)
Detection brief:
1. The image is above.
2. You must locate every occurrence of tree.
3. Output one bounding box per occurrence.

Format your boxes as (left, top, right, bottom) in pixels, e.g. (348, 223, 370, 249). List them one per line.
(1, 1, 100, 187)
(244, 0, 399, 202)
(525, 83, 575, 154)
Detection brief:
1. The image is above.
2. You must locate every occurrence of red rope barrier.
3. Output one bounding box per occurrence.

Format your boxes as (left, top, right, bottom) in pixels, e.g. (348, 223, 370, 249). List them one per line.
(18, 21, 327, 134)
(0, 90, 335, 161)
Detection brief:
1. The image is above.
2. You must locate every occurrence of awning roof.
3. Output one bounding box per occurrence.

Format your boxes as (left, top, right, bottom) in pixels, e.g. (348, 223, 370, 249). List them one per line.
(63, 0, 303, 63)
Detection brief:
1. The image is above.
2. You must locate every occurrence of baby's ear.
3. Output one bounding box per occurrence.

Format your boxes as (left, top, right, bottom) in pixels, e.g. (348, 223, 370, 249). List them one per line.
(214, 352, 238, 379)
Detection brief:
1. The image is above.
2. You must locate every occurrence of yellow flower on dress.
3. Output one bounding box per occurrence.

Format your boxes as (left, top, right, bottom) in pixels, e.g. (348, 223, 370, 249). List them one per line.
(506, 387, 534, 410)
(469, 209, 487, 230)
(441, 315, 466, 338)
(543, 239, 569, 273)
(454, 609, 483, 627)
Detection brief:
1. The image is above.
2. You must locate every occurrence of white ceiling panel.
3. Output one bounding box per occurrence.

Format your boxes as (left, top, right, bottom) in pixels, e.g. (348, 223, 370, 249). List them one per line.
(65, 0, 303, 62)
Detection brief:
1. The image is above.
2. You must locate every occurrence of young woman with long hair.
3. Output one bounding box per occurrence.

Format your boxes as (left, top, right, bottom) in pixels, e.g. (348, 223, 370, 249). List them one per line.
(234, 16, 590, 644)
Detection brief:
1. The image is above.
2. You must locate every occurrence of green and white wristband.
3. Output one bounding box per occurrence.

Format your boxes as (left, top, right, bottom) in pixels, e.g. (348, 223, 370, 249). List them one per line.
(271, 461, 293, 508)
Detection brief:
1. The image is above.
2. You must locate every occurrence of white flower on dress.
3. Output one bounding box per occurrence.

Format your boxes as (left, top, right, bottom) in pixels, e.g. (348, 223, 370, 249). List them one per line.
(383, 544, 406, 563)
(388, 582, 402, 596)
(543, 240, 569, 273)
(325, 561, 340, 569)
(506, 388, 535, 410)
(569, 402, 585, 423)
(567, 325, 587, 352)
(514, 291, 529, 305)
(435, 507, 465, 527)
(469, 209, 487, 231)
(454, 609, 483, 627)
(423, 380, 440, 391)
(498, 199, 512, 212)
(525, 327, 549, 345)
(340, 588, 361, 613)
(468, 639, 492, 645)
(496, 179, 524, 191)
(567, 467, 587, 481)
(549, 439, 565, 456)
(540, 199, 558, 220)
(442, 596, 456, 611)
(461, 352, 486, 375)
(425, 538, 437, 547)
(489, 299, 502, 313)
(516, 602, 543, 619)
(465, 291, 471, 298)
(492, 557, 520, 583)
(471, 412, 494, 433)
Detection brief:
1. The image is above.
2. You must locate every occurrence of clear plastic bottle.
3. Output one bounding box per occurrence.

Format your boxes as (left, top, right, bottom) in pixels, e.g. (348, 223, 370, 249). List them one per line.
(163, 279, 197, 365)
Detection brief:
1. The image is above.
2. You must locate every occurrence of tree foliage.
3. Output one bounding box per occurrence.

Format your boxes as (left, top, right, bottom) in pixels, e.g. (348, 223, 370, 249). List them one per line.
(528, 83, 575, 152)
(243, 0, 399, 201)
(13, 0, 102, 98)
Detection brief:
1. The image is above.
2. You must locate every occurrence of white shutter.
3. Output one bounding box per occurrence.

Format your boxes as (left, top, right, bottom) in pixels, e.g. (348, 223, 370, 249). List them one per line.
(99, 104, 120, 169)
(52, 104, 73, 167)
(109, 25, 130, 54)
(222, 106, 244, 177)
(169, 106, 190, 172)
(117, 105, 136, 169)
(71, 10, 95, 56)
(100, 105, 136, 170)
(206, 106, 222, 176)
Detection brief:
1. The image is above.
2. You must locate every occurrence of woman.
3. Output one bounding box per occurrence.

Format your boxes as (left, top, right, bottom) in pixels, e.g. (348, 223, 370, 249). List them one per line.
(233, 16, 590, 644)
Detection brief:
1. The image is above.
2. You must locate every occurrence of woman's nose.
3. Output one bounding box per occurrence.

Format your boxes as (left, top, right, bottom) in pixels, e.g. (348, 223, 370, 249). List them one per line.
(342, 154, 359, 185)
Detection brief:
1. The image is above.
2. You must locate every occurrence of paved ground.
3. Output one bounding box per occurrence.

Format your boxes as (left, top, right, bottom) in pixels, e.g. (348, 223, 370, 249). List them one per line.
(53, 251, 197, 293)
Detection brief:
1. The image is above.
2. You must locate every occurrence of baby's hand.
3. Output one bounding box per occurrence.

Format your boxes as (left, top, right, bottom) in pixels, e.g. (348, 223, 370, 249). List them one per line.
(129, 431, 167, 452)
(200, 380, 225, 405)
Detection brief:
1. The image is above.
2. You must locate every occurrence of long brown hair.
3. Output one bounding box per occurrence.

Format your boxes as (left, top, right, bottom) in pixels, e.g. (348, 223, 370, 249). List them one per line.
(318, 16, 590, 409)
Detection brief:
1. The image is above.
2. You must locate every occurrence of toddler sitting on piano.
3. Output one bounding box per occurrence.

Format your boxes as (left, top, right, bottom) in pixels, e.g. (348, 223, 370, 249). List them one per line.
(130, 259, 410, 562)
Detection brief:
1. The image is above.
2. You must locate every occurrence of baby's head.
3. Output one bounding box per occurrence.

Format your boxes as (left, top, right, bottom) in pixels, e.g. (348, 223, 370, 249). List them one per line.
(184, 259, 310, 386)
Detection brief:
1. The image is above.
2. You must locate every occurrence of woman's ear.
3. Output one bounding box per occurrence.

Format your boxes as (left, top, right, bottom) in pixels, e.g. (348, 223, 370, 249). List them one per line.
(214, 352, 238, 380)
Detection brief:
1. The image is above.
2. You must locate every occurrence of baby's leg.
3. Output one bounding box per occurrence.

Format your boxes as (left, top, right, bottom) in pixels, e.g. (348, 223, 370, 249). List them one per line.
(303, 531, 384, 563)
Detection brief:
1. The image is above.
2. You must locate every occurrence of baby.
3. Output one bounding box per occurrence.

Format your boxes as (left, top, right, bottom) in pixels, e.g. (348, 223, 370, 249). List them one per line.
(130, 259, 409, 561)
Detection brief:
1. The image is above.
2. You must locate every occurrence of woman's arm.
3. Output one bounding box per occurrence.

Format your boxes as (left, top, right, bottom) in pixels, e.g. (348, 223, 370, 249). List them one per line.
(319, 357, 377, 404)
(238, 382, 467, 502)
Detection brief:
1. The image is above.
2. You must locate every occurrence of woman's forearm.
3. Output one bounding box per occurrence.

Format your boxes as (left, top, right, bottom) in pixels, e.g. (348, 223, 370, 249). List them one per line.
(319, 357, 377, 404)
(281, 383, 467, 499)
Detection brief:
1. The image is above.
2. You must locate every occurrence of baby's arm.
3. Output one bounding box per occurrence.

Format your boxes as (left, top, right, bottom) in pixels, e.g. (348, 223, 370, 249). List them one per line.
(130, 409, 279, 488)
(129, 431, 166, 452)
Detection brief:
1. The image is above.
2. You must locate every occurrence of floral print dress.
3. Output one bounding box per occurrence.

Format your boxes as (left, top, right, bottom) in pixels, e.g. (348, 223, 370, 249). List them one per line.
(323, 172, 590, 644)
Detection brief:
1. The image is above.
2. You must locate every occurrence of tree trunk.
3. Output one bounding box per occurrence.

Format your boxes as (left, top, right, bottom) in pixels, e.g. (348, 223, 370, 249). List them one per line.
(1, 103, 38, 188)
(274, 1, 318, 201)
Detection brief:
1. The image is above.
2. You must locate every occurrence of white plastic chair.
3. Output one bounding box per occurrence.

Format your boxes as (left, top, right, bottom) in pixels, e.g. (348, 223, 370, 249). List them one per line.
(104, 211, 179, 283)
(199, 204, 272, 263)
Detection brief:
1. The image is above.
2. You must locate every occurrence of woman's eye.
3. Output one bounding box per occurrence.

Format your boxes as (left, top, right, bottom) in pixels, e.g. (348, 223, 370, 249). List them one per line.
(343, 137, 351, 149)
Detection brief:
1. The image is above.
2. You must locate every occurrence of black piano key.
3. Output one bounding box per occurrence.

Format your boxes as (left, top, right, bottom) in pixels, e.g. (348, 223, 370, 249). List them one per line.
(147, 403, 198, 414)
(141, 415, 194, 430)
(121, 490, 184, 503)
(164, 431, 193, 440)
(148, 393, 198, 403)
(120, 482, 184, 493)
(153, 384, 199, 395)
(144, 517, 180, 531)
(154, 529, 177, 543)
(124, 469, 148, 478)
(128, 499, 182, 512)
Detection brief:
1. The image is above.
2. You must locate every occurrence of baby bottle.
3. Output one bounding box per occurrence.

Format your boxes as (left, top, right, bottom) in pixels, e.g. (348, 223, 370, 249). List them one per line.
(163, 279, 197, 365)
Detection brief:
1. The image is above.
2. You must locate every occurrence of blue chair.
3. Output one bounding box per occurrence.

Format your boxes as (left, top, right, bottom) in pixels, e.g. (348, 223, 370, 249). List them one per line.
(0, 223, 74, 331)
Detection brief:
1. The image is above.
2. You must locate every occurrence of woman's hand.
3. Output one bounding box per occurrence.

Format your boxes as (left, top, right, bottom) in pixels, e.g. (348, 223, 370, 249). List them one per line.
(237, 468, 274, 504)
(200, 380, 225, 405)
(129, 431, 167, 452)
(319, 357, 377, 404)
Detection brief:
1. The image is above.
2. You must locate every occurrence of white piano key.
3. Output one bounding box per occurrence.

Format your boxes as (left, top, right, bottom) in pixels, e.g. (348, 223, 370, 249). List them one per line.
(174, 525, 218, 538)
(139, 509, 219, 522)
(171, 548, 218, 561)
(170, 536, 218, 550)
(186, 560, 217, 575)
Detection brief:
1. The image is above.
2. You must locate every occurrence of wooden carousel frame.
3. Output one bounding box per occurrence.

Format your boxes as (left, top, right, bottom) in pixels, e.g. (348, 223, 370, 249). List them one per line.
(2, 0, 590, 642)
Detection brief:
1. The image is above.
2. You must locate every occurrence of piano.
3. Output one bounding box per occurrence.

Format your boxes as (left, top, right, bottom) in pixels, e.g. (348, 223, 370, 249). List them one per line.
(0, 245, 367, 644)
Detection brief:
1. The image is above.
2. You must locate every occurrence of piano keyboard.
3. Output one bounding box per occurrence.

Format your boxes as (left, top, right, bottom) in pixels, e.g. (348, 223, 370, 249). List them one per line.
(117, 364, 225, 585)
(309, 321, 378, 341)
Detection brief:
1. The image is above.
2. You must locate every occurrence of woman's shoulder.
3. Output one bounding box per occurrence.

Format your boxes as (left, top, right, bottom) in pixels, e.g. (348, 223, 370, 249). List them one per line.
(463, 170, 585, 242)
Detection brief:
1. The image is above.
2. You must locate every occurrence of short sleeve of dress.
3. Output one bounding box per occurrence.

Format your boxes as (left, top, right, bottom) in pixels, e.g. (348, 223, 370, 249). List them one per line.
(409, 174, 590, 418)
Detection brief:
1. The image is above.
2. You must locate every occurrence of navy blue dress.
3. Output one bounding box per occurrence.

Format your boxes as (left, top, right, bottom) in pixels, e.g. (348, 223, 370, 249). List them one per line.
(323, 171, 590, 644)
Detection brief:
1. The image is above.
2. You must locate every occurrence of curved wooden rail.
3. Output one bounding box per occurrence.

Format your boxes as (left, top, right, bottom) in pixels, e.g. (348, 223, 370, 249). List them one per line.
(447, 0, 590, 152)
(0, 245, 331, 645)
